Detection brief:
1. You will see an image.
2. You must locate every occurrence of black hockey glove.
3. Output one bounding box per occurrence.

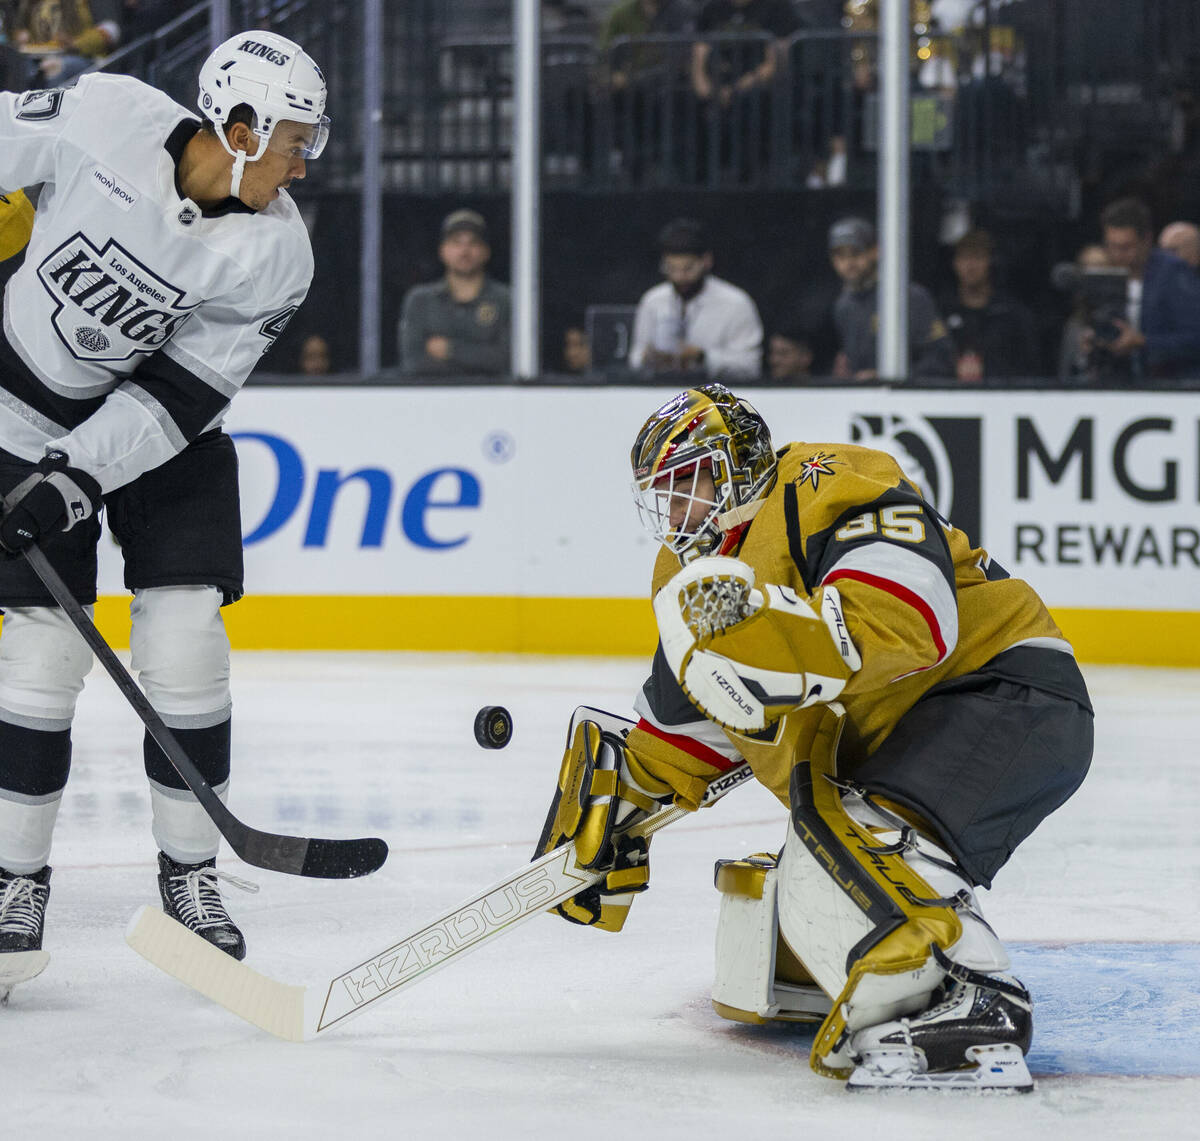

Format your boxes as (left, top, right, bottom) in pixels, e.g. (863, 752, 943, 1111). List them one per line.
(0, 451, 101, 554)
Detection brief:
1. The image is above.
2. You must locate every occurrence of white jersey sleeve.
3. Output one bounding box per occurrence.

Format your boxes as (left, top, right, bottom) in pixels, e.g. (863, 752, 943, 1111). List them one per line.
(0, 87, 85, 192)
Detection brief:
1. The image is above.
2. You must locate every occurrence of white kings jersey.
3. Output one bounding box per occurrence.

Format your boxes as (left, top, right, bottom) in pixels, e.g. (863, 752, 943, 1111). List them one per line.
(0, 74, 313, 492)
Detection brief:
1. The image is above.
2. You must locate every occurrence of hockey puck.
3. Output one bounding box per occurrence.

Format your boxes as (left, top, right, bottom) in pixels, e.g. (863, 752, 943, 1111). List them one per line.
(474, 705, 513, 749)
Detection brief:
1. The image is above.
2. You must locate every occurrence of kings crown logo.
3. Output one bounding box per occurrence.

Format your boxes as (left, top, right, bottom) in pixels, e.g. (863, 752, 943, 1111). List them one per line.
(74, 326, 110, 353)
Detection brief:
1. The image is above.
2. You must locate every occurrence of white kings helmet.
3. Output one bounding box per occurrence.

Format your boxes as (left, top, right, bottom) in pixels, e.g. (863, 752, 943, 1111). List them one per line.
(197, 30, 329, 195)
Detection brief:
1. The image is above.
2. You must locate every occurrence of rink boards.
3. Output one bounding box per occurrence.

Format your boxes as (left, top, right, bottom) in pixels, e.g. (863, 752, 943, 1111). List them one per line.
(88, 384, 1200, 666)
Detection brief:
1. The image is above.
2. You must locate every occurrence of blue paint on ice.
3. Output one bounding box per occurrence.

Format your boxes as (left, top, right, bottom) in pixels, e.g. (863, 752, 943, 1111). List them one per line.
(1012, 942, 1200, 1077)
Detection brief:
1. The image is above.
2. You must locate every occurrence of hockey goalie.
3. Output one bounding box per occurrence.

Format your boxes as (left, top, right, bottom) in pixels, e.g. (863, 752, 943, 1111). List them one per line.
(535, 384, 1094, 1091)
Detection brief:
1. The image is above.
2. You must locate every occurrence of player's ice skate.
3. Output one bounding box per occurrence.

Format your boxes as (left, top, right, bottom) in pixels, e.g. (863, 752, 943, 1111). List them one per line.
(156, 853, 257, 961)
(0, 866, 52, 1004)
(846, 952, 1035, 1092)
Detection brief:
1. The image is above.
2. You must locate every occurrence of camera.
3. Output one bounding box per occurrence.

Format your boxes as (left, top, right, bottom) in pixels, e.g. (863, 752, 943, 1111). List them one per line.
(1051, 262, 1129, 345)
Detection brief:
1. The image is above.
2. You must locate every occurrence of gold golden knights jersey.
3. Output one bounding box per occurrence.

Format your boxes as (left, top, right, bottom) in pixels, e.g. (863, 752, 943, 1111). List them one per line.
(0, 75, 312, 492)
(0, 190, 34, 265)
(630, 442, 1071, 806)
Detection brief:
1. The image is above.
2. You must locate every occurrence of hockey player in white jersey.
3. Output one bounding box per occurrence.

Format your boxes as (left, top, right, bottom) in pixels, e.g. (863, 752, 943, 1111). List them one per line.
(0, 31, 328, 995)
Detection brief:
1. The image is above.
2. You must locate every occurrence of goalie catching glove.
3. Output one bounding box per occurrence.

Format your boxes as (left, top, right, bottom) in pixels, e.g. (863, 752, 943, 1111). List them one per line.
(534, 707, 677, 932)
(654, 556, 861, 733)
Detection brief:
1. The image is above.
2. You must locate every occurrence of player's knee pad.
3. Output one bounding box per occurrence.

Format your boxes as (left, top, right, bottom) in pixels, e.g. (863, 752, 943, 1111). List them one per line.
(0, 606, 92, 727)
(775, 706, 1007, 1079)
(712, 851, 831, 1025)
(129, 587, 230, 725)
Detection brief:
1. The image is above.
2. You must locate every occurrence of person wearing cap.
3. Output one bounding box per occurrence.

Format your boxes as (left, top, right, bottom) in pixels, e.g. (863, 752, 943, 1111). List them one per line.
(398, 209, 512, 376)
(828, 216, 955, 381)
(629, 216, 763, 380)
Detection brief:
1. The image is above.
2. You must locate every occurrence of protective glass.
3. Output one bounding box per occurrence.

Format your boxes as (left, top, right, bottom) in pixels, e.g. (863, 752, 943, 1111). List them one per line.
(632, 455, 727, 555)
(266, 115, 331, 160)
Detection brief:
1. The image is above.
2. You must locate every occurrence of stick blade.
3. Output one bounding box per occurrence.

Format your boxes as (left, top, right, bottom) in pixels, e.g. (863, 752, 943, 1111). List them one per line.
(125, 906, 309, 1042)
(300, 836, 389, 879)
(232, 831, 389, 879)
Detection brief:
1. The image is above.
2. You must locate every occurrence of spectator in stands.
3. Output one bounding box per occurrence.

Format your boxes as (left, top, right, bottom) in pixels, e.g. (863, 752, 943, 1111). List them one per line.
(828, 216, 955, 381)
(599, 0, 695, 87)
(398, 209, 512, 377)
(562, 325, 592, 374)
(298, 334, 333, 376)
(691, 0, 799, 180)
(940, 228, 1041, 382)
(10, 0, 119, 87)
(1092, 197, 1200, 382)
(597, 0, 696, 182)
(1157, 221, 1200, 271)
(630, 217, 762, 379)
(766, 322, 815, 382)
(1060, 243, 1123, 386)
(1057, 243, 1112, 386)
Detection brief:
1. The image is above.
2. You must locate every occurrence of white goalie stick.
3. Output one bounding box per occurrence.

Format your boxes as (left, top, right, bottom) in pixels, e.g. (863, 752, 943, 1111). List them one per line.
(125, 761, 756, 1041)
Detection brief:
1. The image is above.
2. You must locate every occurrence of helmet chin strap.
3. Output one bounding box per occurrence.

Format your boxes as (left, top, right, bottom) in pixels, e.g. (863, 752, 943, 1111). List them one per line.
(229, 148, 248, 199)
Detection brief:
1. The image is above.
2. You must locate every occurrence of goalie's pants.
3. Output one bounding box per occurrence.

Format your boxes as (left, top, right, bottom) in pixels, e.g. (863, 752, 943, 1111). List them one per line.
(0, 430, 243, 800)
(847, 645, 1093, 889)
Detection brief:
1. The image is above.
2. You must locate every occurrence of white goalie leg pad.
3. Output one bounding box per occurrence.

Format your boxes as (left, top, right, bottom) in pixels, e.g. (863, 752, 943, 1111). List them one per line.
(841, 790, 1009, 975)
(130, 587, 231, 727)
(0, 606, 93, 729)
(778, 723, 981, 1080)
(150, 779, 228, 864)
(777, 814, 945, 1033)
(712, 853, 831, 1024)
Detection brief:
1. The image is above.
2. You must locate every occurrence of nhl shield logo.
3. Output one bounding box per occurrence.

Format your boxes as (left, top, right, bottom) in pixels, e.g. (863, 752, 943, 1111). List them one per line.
(177, 204, 199, 226)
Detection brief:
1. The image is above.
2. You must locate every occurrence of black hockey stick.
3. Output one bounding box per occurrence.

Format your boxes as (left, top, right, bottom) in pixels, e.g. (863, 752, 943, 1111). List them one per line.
(18, 544, 387, 879)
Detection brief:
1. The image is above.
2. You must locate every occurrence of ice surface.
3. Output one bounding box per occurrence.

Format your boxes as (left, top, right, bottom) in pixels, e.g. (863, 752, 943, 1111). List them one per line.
(5, 656, 1198, 1138)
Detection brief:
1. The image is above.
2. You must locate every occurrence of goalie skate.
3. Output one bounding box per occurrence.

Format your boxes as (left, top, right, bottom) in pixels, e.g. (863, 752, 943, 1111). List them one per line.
(846, 1042, 1032, 1092)
(846, 956, 1035, 1093)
